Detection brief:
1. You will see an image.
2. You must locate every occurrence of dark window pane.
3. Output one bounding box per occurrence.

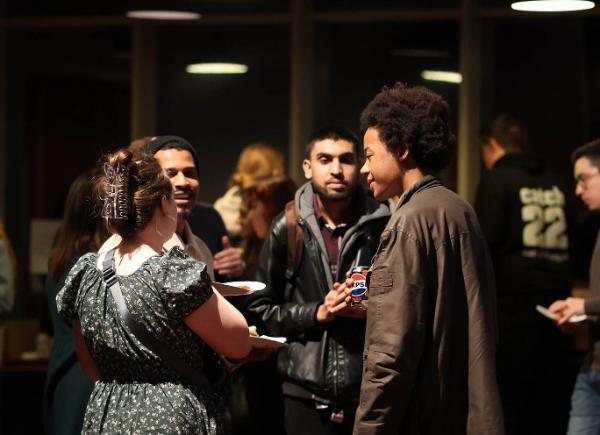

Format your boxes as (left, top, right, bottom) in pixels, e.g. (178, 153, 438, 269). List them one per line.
(157, 25, 290, 202)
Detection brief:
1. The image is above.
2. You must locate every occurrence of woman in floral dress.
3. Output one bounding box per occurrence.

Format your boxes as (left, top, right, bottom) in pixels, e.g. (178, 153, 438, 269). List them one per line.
(57, 149, 251, 434)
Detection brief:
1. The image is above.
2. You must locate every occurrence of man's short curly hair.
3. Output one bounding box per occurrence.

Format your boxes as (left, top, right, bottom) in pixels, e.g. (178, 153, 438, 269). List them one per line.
(360, 83, 455, 172)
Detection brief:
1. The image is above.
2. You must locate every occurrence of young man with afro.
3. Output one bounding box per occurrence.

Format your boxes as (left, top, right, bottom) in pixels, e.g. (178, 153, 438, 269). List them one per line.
(353, 83, 504, 435)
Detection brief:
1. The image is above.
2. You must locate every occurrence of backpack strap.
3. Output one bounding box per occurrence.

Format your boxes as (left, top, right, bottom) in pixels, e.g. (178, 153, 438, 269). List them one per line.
(284, 201, 304, 281)
(101, 248, 215, 394)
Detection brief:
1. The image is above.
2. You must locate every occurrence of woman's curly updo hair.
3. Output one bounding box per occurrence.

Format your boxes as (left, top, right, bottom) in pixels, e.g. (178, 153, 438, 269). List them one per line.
(99, 148, 172, 239)
(360, 82, 455, 172)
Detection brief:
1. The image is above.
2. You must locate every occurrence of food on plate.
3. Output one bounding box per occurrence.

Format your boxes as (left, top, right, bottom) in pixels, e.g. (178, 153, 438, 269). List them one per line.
(249, 335, 287, 349)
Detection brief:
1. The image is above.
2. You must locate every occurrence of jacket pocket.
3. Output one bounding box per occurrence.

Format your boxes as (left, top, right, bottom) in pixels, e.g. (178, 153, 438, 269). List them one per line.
(368, 271, 393, 326)
(278, 339, 328, 392)
(369, 270, 393, 295)
(369, 271, 393, 287)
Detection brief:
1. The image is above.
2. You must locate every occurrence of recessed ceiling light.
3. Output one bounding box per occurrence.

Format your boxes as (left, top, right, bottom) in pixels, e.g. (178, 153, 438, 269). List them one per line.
(126, 10, 201, 20)
(186, 63, 249, 74)
(511, 1, 595, 12)
(421, 70, 462, 84)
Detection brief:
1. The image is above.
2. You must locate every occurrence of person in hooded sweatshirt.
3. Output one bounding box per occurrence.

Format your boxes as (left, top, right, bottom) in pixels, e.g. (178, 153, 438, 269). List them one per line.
(474, 113, 576, 435)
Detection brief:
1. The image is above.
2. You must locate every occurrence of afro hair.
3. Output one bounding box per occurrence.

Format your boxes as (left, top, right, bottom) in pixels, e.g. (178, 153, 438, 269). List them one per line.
(360, 82, 455, 172)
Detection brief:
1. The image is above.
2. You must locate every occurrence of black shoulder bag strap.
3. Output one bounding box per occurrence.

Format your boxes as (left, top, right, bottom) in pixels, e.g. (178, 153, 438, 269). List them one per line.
(101, 248, 214, 393)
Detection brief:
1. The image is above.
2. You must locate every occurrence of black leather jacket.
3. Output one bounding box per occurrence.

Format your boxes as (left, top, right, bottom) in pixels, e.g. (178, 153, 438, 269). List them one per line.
(247, 183, 389, 407)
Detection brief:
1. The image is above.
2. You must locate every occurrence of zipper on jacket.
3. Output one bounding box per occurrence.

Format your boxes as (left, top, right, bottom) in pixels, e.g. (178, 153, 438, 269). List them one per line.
(331, 336, 338, 401)
(338, 232, 360, 273)
(332, 233, 362, 404)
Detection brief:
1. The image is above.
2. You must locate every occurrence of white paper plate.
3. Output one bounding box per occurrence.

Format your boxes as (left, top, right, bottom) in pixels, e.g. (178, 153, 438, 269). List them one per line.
(213, 281, 266, 297)
(225, 281, 266, 291)
(249, 335, 287, 349)
(535, 305, 588, 323)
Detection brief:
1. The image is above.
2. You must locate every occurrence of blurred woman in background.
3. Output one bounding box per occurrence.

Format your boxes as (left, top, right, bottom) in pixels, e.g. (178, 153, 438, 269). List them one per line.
(239, 176, 297, 277)
(214, 142, 284, 243)
(44, 169, 106, 435)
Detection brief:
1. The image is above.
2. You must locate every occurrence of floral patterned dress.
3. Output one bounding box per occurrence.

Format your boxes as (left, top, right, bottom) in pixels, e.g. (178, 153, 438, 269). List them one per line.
(56, 247, 225, 434)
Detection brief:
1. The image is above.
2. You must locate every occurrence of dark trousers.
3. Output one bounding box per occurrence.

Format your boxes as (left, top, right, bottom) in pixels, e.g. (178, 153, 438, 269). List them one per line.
(228, 357, 285, 435)
(284, 396, 355, 435)
(496, 292, 578, 435)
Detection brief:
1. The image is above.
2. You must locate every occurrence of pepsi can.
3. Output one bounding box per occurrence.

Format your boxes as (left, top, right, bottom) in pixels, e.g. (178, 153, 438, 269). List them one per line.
(350, 266, 369, 308)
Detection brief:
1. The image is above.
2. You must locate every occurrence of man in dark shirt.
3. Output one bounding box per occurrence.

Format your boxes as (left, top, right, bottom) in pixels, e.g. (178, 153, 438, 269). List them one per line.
(475, 114, 575, 435)
(143, 135, 244, 279)
(187, 203, 228, 255)
(248, 127, 389, 435)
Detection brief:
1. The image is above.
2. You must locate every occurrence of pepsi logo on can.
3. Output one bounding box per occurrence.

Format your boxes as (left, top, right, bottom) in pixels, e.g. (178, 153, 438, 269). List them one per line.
(350, 266, 369, 307)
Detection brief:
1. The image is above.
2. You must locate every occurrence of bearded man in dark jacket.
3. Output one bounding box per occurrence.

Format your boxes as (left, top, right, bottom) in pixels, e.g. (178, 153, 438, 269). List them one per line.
(247, 126, 389, 435)
(474, 114, 575, 435)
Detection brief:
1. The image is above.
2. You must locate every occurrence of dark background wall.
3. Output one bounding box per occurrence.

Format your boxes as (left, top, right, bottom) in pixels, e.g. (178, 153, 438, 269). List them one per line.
(2, 5, 600, 314)
(156, 25, 290, 202)
(490, 17, 591, 176)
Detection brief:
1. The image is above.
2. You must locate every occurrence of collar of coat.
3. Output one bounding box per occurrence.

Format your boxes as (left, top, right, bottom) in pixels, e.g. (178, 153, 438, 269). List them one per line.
(397, 175, 442, 210)
(294, 182, 390, 225)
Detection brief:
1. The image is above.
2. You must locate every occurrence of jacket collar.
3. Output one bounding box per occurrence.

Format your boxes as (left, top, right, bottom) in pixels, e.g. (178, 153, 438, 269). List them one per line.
(295, 182, 389, 224)
(293, 182, 390, 287)
(397, 175, 442, 209)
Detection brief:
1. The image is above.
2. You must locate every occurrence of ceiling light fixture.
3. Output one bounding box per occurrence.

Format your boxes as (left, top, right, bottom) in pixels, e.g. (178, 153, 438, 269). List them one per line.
(186, 63, 249, 74)
(511, 0, 595, 12)
(126, 10, 201, 20)
(421, 70, 462, 84)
